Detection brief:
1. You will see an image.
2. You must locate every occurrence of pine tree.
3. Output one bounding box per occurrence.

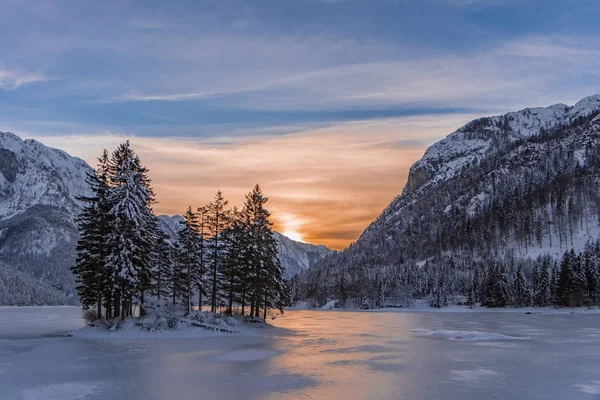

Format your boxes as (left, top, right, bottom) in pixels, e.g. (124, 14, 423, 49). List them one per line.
(582, 242, 599, 305)
(243, 184, 285, 320)
(549, 265, 559, 305)
(512, 265, 529, 308)
(177, 206, 203, 314)
(534, 259, 550, 306)
(204, 191, 232, 313)
(73, 150, 113, 319)
(196, 206, 208, 310)
(221, 208, 247, 315)
(152, 231, 174, 302)
(556, 250, 579, 307)
(106, 141, 158, 318)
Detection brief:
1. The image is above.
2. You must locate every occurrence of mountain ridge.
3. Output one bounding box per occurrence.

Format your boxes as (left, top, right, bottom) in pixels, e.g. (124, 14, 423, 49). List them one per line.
(296, 94, 600, 307)
(0, 132, 332, 304)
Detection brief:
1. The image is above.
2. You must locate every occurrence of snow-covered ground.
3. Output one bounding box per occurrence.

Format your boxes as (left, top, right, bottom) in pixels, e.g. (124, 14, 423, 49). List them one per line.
(2, 307, 600, 399)
(0, 307, 83, 339)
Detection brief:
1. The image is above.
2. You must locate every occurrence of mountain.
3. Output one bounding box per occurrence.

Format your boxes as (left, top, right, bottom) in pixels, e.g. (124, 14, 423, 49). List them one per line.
(157, 215, 333, 279)
(0, 131, 93, 305)
(273, 232, 334, 280)
(0, 133, 331, 304)
(296, 95, 600, 307)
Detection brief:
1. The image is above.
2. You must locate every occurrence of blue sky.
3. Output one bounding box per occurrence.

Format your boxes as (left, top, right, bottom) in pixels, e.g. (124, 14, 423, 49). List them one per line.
(2, 0, 600, 247)
(2, 0, 599, 137)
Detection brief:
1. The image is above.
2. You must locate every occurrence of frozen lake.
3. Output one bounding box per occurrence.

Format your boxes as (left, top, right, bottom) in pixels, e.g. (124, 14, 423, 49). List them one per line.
(1, 307, 600, 399)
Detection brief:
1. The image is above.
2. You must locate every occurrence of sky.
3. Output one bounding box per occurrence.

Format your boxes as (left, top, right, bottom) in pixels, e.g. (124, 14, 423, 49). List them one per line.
(1, 0, 600, 249)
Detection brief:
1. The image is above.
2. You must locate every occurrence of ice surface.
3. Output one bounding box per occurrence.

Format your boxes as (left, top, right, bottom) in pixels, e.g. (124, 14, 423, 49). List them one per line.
(448, 368, 499, 384)
(0, 307, 83, 339)
(410, 328, 525, 341)
(22, 382, 100, 400)
(2, 307, 600, 399)
(217, 348, 280, 362)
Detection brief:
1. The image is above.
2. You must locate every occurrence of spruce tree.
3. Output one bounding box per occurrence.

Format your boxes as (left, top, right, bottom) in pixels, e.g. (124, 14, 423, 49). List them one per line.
(243, 184, 285, 320)
(557, 251, 574, 307)
(222, 208, 247, 315)
(512, 265, 529, 308)
(177, 206, 203, 314)
(152, 231, 175, 303)
(106, 141, 158, 318)
(204, 191, 232, 313)
(73, 150, 113, 319)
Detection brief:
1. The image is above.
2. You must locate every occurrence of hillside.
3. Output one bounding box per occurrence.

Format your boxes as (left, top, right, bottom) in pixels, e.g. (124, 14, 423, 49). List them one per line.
(0, 133, 331, 304)
(295, 95, 600, 307)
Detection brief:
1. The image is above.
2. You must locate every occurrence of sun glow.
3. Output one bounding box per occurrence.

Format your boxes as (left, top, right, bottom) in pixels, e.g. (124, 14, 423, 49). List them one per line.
(282, 229, 304, 243)
(280, 213, 305, 243)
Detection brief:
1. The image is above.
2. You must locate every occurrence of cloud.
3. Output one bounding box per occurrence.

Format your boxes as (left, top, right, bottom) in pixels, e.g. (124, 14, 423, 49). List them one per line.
(0, 70, 47, 90)
(93, 31, 600, 115)
(28, 113, 477, 249)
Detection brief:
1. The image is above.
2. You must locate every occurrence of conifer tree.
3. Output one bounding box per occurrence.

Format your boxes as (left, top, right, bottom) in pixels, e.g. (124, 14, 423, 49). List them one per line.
(243, 184, 285, 319)
(204, 191, 232, 313)
(152, 231, 175, 302)
(106, 141, 158, 318)
(512, 265, 529, 308)
(557, 250, 575, 306)
(177, 206, 203, 314)
(73, 150, 113, 319)
(222, 208, 247, 315)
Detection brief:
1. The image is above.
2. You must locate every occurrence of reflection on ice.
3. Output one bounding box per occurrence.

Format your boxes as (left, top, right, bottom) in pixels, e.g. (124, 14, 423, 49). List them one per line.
(1, 307, 600, 399)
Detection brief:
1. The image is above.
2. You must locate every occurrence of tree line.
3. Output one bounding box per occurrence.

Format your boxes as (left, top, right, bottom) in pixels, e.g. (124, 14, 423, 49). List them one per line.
(292, 106, 600, 309)
(72, 142, 285, 320)
(292, 241, 600, 309)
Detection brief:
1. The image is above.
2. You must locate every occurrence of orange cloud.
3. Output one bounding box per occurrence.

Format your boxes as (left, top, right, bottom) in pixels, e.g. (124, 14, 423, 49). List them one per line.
(37, 115, 475, 249)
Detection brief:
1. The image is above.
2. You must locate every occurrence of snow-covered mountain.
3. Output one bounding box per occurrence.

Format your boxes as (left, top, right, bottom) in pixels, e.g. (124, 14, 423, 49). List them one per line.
(297, 94, 600, 306)
(402, 95, 600, 196)
(0, 132, 92, 219)
(0, 131, 93, 305)
(273, 232, 334, 279)
(0, 132, 331, 304)
(157, 214, 333, 279)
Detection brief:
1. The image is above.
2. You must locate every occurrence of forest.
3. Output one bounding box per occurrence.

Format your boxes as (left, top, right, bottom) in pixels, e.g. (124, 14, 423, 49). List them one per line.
(72, 142, 287, 321)
(290, 109, 600, 309)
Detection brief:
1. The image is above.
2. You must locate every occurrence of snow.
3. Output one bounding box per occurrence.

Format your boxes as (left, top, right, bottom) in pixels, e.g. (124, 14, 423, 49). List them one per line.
(217, 348, 279, 362)
(400, 95, 600, 200)
(0, 131, 93, 220)
(0, 306, 83, 338)
(22, 382, 100, 400)
(410, 328, 526, 341)
(448, 368, 499, 384)
(321, 300, 338, 310)
(287, 301, 309, 310)
(2, 307, 600, 399)
(273, 231, 334, 279)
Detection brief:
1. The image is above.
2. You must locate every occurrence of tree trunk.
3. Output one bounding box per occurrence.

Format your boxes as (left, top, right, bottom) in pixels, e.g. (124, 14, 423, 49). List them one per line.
(228, 284, 234, 316)
(140, 288, 145, 316)
(96, 295, 102, 320)
(241, 287, 246, 316)
(115, 291, 121, 319)
(263, 293, 267, 321)
(211, 212, 219, 313)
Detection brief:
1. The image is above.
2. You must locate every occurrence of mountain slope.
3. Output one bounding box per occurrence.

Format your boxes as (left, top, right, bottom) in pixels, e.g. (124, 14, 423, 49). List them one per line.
(297, 95, 600, 306)
(157, 215, 333, 279)
(0, 131, 93, 305)
(273, 232, 334, 279)
(0, 133, 331, 304)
